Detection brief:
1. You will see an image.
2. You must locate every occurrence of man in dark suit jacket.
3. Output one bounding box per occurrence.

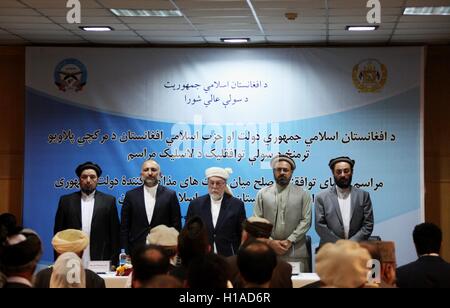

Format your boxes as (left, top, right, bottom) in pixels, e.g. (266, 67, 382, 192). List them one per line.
(396, 223, 450, 288)
(120, 159, 181, 255)
(54, 162, 120, 266)
(315, 156, 374, 247)
(186, 167, 246, 257)
(227, 217, 293, 288)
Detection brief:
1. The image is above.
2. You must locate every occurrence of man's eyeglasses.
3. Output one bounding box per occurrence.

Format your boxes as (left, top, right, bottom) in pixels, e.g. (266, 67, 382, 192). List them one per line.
(208, 180, 225, 187)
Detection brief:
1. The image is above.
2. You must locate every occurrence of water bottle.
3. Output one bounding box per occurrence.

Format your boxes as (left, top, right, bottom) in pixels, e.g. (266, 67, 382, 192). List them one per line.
(119, 249, 127, 266)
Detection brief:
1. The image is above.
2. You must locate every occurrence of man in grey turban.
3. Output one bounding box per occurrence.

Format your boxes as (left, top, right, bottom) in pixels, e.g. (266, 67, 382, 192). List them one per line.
(253, 154, 313, 272)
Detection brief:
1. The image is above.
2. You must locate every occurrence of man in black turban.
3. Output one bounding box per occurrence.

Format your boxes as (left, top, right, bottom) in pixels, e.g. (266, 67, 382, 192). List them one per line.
(315, 156, 374, 248)
(1, 228, 42, 288)
(54, 161, 120, 268)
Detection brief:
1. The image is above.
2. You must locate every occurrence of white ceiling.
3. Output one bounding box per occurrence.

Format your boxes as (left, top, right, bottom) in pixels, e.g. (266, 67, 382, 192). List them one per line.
(0, 0, 449, 45)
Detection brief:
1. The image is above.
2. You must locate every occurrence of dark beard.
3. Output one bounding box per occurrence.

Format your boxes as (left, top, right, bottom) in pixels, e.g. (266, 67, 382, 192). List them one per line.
(81, 187, 95, 195)
(334, 175, 352, 189)
(275, 176, 291, 187)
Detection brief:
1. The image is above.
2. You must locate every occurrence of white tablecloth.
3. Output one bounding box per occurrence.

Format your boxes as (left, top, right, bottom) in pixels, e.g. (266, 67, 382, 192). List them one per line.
(291, 273, 320, 288)
(100, 272, 130, 288)
(100, 272, 320, 288)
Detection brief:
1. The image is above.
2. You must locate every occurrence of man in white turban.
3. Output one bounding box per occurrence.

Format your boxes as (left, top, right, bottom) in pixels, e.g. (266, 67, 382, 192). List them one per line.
(186, 167, 246, 257)
(315, 240, 371, 288)
(50, 252, 86, 288)
(52, 228, 89, 256)
(34, 229, 105, 288)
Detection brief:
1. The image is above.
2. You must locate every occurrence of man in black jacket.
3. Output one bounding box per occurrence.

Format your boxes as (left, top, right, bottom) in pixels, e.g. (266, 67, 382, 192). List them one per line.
(54, 162, 120, 267)
(120, 159, 181, 255)
(186, 167, 246, 257)
(396, 222, 450, 288)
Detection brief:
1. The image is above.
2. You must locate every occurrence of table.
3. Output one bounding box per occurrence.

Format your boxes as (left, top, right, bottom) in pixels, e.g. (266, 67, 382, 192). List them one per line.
(100, 272, 130, 288)
(291, 273, 320, 288)
(100, 272, 320, 288)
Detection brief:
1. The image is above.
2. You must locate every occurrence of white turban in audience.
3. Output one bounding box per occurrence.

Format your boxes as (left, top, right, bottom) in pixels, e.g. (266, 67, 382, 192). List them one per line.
(205, 167, 233, 196)
(146, 225, 179, 247)
(52, 229, 89, 254)
(50, 252, 86, 288)
(316, 240, 371, 288)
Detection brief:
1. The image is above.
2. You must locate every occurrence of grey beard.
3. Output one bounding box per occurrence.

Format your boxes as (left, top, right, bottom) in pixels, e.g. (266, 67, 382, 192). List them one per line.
(144, 177, 159, 187)
(210, 193, 223, 201)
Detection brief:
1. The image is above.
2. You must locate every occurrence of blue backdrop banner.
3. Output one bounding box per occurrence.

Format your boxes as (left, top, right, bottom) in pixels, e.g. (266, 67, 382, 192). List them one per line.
(24, 47, 423, 266)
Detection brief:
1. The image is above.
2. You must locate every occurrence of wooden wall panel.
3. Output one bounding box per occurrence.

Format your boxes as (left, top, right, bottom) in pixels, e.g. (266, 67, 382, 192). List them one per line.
(425, 45, 450, 262)
(424, 182, 450, 261)
(0, 179, 23, 221)
(0, 46, 24, 222)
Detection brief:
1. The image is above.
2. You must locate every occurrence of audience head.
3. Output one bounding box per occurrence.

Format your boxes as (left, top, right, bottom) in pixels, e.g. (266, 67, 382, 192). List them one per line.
(1, 213, 22, 255)
(50, 252, 85, 288)
(178, 216, 210, 266)
(52, 229, 89, 258)
(0, 227, 42, 279)
(360, 241, 396, 286)
(187, 253, 230, 288)
(131, 244, 170, 288)
(237, 240, 277, 287)
(0, 213, 21, 237)
(413, 222, 442, 256)
(147, 225, 178, 260)
(142, 274, 183, 288)
(241, 216, 273, 244)
(316, 240, 371, 288)
(0, 272, 5, 288)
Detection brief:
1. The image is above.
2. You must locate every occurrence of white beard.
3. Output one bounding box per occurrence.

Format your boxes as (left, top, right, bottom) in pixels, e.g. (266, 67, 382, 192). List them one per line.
(210, 193, 223, 201)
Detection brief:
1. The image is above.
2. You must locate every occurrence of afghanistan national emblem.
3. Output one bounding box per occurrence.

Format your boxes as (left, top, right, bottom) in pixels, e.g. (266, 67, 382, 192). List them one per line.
(352, 59, 387, 93)
(54, 58, 87, 92)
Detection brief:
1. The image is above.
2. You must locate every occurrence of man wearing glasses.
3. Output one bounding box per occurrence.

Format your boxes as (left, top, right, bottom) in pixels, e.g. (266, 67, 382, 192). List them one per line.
(315, 156, 374, 249)
(186, 167, 246, 257)
(54, 161, 120, 267)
